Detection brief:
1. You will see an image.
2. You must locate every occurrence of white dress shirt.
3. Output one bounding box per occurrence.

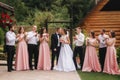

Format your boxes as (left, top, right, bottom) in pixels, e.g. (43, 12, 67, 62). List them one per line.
(26, 31, 39, 45)
(6, 31, 16, 46)
(98, 34, 109, 48)
(56, 33, 60, 47)
(74, 32, 85, 46)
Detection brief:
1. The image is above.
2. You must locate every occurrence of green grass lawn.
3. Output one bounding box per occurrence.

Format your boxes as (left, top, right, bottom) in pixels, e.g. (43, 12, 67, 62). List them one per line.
(77, 70, 120, 80)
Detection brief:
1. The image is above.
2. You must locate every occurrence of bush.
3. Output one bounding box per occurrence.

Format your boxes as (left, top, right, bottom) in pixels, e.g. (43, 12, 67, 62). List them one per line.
(0, 53, 7, 60)
(117, 46, 120, 63)
(0, 28, 5, 45)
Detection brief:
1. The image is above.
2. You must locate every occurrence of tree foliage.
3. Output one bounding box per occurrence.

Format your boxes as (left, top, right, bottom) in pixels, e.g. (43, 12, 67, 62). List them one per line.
(0, 27, 5, 45)
(0, 0, 95, 27)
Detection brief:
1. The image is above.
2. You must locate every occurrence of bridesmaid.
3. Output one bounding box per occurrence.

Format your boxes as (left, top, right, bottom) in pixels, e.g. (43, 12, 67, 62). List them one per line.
(15, 27, 29, 71)
(37, 27, 51, 70)
(82, 31, 101, 72)
(103, 31, 120, 75)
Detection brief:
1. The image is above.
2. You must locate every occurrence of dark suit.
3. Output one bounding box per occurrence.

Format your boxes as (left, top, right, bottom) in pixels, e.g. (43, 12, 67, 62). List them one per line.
(28, 44, 38, 69)
(99, 47, 107, 71)
(6, 45, 15, 71)
(51, 33, 61, 69)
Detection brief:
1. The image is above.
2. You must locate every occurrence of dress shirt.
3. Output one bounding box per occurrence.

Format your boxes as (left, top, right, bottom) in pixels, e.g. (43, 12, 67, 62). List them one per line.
(6, 31, 16, 46)
(56, 33, 60, 47)
(98, 34, 109, 48)
(26, 31, 39, 45)
(74, 32, 85, 46)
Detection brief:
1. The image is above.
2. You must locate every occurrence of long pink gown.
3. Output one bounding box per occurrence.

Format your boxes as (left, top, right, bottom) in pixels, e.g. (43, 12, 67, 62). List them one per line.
(103, 38, 120, 75)
(37, 33, 51, 70)
(15, 34, 29, 71)
(82, 38, 101, 72)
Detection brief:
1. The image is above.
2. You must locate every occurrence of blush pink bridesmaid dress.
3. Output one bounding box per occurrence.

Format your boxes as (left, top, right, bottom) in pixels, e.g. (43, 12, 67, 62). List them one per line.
(15, 34, 29, 71)
(82, 38, 101, 72)
(37, 33, 51, 70)
(103, 38, 120, 75)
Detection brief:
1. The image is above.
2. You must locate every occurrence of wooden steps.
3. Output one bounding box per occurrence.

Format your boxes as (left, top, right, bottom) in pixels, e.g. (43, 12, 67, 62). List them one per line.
(80, 0, 120, 47)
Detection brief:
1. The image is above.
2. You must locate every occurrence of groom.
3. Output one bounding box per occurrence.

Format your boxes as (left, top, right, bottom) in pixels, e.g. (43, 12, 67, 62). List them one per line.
(51, 27, 61, 70)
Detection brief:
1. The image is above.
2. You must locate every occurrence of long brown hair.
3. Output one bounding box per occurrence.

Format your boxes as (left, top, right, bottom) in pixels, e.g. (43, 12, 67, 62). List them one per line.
(18, 27, 24, 34)
(91, 31, 95, 38)
(110, 31, 116, 38)
(63, 28, 67, 35)
(40, 27, 48, 37)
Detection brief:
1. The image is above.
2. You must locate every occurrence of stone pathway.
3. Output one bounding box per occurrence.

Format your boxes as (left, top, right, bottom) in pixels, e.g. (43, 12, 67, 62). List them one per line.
(0, 61, 81, 80)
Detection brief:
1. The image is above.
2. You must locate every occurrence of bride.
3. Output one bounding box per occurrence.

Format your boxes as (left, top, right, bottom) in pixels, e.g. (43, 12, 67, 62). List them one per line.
(54, 28, 76, 72)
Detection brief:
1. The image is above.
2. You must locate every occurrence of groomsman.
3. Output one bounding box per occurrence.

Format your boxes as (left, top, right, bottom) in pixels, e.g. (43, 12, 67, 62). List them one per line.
(6, 25, 16, 72)
(51, 27, 61, 70)
(26, 25, 39, 70)
(98, 29, 109, 71)
(73, 27, 85, 70)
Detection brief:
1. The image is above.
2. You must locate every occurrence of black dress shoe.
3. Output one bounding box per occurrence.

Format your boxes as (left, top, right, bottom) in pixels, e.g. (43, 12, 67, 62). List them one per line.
(11, 68, 15, 71)
(35, 67, 37, 70)
(8, 70, 11, 72)
(51, 67, 53, 70)
(76, 68, 79, 70)
(30, 68, 33, 70)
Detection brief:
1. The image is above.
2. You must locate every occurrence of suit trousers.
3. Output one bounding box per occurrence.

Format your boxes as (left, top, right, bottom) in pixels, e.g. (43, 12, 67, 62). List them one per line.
(6, 45, 15, 71)
(28, 44, 38, 69)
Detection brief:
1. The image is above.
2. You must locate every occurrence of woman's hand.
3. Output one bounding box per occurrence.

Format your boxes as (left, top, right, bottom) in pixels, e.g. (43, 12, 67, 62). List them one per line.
(17, 36, 24, 42)
(40, 36, 44, 42)
(90, 40, 98, 48)
(62, 39, 65, 43)
(86, 37, 90, 46)
(59, 38, 63, 42)
(46, 34, 49, 42)
(16, 34, 20, 38)
(45, 37, 49, 42)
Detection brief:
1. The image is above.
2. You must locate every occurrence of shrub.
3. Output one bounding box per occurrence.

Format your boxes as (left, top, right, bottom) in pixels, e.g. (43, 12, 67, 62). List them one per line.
(0, 28, 5, 45)
(0, 53, 7, 60)
(117, 46, 120, 63)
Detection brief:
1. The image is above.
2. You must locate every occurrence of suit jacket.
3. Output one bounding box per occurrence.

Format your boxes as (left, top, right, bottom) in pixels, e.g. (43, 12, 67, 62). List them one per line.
(51, 33, 61, 50)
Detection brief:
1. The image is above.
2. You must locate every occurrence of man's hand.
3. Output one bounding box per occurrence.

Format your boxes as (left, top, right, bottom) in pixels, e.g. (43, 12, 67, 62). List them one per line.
(34, 32, 38, 36)
(73, 36, 77, 40)
(54, 48, 57, 51)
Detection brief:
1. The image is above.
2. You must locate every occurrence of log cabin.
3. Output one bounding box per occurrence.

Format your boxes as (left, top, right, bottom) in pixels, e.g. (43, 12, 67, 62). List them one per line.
(80, 0, 120, 47)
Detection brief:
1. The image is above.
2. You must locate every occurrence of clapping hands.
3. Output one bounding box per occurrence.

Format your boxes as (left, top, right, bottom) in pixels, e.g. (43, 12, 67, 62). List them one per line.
(103, 35, 109, 41)
(73, 35, 78, 40)
(34, 32, 38, 37)
(86, 37, 90, 45)
(59, 38, 65, 43)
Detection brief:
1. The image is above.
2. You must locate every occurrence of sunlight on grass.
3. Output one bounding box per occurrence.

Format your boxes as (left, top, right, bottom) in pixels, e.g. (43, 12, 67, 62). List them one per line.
(77, 70, 120, 80)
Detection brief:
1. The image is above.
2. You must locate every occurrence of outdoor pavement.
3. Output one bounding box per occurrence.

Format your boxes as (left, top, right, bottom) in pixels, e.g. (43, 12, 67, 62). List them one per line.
(0, 60, 81, 80)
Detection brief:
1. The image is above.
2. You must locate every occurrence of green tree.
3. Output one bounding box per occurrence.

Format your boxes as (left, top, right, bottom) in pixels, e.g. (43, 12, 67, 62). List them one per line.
(61, 0, 95, 27)
(22, 0, 53, 11)
(0, 0, 95, 27)
(0, 0, 29, 22)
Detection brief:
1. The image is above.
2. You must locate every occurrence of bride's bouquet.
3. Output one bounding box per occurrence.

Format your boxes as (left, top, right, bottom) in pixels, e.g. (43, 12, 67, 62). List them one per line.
(59, 37, 65, 47)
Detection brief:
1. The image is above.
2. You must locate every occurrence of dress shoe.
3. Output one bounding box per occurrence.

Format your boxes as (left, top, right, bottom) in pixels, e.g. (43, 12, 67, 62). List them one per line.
(11, 68, 15, 71)
(8, 70, 11, 72)
(51, 67, 53, 70)
(35, 67, 37, 70)
(30, 68, 33, 70)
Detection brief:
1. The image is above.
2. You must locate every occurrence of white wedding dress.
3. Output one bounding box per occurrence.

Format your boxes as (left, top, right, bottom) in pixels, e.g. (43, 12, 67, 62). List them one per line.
(54, 35, 76, 72)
